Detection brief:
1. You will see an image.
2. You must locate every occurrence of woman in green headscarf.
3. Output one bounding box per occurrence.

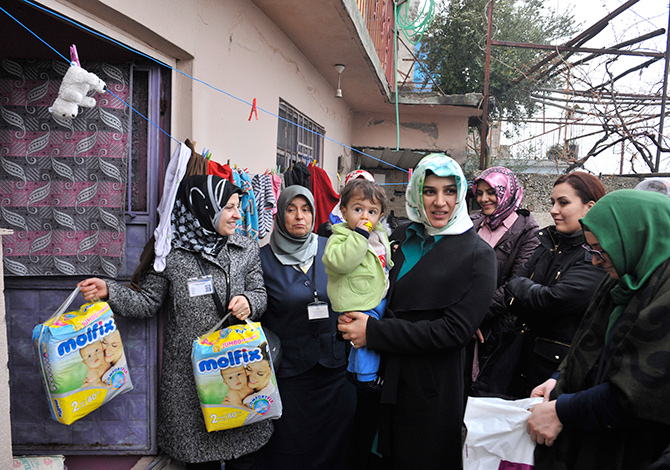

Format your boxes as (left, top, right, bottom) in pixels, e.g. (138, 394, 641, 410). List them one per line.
(527, 189, 670, 470)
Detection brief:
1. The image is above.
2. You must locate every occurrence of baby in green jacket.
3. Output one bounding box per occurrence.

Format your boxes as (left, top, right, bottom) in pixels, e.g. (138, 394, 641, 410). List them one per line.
(322, 179, 392, 391)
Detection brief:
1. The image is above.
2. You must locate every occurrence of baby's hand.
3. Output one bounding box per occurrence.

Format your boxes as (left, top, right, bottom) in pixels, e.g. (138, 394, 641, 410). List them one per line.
(356, 219, 373, 232)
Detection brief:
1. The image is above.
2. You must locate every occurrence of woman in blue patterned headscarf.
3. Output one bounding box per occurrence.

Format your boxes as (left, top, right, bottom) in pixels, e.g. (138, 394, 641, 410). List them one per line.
(339, 153, 497, 470)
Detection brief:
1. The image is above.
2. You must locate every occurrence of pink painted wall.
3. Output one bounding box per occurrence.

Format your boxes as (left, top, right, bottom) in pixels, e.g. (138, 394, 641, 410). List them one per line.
(352, 111, 470, 162)
(84, 0, 351, 181)
(63, 455, 141, 470)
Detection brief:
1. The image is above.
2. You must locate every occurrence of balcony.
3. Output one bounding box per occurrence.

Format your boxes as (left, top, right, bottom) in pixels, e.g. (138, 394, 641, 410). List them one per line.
(356, 0, 395, 89)
(250, 0, 394, 112)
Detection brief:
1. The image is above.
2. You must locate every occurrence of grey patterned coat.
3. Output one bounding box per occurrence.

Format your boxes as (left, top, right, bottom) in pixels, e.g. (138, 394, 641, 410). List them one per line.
(106, 234, 272, 463)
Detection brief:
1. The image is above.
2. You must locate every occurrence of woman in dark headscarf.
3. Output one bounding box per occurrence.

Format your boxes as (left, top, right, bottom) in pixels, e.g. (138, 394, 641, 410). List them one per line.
(256, 185, 356, 470)
(468, 167, 539, 395)
(527, 189, 670, 470)
(339, 153, 497, 470)
(79, 175, 270, 469)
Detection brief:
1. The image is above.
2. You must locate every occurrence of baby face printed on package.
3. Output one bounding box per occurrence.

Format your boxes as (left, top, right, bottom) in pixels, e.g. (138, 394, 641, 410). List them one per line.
(33, 298, 133, 425)
(193, 323, 282, 432)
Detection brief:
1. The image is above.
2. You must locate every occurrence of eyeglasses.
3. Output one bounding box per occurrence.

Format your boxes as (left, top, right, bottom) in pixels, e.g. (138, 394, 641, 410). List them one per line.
(582, 244, 607, 262)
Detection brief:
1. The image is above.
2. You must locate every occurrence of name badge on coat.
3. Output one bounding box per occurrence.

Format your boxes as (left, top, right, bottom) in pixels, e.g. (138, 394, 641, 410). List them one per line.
(188, 276, 214, 297)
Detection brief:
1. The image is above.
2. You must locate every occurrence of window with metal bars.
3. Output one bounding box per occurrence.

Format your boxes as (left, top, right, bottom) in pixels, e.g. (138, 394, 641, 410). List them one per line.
(276, 99, 325, 171)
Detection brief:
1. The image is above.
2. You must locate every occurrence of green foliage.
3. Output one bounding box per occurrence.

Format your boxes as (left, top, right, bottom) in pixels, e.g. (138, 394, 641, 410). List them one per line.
(546, 141, 578, 161)
(419, 0, 577, 125)
(546, 143, 565, 160)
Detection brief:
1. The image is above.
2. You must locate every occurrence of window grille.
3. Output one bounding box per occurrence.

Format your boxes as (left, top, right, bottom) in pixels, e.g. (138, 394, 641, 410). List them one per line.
(276, 99, 325, 171)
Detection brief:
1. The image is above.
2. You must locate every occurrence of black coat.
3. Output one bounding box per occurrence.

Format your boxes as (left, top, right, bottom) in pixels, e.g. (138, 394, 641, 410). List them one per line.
(472, 209, 539, 336)
(504, 226, 607, 397)
(259, 237, 347, 377)
(366, 225, 497, 470)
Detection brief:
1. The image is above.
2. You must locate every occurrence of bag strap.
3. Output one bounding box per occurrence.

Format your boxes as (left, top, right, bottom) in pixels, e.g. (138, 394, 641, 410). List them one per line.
(38, 286, 82, 407)
(193, 255, 261, 342)
(194, 255, 230, 320)
(52, 287, 82, 323)
(197, 315, 260, 347)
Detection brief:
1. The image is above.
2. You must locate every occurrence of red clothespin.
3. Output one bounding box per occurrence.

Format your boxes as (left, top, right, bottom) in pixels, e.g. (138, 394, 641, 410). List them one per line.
(69, 44, 80, 67)
(408, 168, 413, 182)
(248, 98, 258, 121)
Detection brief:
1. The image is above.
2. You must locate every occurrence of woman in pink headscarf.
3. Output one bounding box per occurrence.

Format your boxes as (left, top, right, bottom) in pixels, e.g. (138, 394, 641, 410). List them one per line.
(467, 166, 539, 396)
(317, 169, 375, 237)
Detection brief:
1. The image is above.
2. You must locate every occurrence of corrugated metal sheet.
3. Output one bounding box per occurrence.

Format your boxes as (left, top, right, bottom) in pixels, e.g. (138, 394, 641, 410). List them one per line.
(356, 147, 432, 170)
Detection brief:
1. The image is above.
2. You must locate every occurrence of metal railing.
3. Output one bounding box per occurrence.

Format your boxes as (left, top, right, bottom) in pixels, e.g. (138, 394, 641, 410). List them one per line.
(356, 0, 396, 90)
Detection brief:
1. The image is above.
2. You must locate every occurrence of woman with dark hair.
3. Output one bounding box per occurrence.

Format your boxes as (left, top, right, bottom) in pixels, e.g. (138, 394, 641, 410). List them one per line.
(503, 172, 608, 398)
(527, 189, 670, 470)
(78, 175, 270, 469)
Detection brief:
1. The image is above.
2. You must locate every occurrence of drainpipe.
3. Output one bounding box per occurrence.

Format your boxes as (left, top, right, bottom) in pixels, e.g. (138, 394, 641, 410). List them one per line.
(655, 0, 670, 172)
(480, 0, 494, 170)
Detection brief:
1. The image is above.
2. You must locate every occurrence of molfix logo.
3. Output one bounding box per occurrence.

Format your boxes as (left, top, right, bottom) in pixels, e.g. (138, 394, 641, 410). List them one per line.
(197, 347, 262, 373)
(56, 319, 116, 358)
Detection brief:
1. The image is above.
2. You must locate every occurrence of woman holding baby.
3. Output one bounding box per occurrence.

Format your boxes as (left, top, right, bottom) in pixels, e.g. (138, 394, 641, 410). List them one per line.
(339, 153, 497, 470)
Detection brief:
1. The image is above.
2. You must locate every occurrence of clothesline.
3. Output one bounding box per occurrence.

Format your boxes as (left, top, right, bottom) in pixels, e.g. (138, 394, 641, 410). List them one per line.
(4, 0, 411, 176)
(173, 145, 342, 242)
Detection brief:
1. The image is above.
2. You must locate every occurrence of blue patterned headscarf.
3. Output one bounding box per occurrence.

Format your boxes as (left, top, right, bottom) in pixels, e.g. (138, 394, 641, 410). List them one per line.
(405, 153, 473, 236)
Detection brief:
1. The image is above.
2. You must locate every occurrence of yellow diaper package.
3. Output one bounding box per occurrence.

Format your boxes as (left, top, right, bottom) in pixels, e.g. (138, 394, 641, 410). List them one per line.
(32, 288, 133, 425)
(192, 319, 282, 432)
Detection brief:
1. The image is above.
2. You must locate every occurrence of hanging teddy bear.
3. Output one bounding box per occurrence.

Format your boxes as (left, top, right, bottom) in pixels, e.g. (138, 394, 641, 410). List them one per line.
(49, 63, 107, 119)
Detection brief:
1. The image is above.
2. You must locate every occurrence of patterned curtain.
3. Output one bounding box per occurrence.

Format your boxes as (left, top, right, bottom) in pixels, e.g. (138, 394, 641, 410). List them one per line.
(0, 59, 129, 277)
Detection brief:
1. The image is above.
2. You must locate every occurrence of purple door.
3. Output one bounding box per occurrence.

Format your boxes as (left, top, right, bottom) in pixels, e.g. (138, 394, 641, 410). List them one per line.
(1, 58, 169, 455)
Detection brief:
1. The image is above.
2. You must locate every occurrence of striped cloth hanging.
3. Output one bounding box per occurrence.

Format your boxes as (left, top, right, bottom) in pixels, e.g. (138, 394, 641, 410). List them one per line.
(251, 173, 276, 239)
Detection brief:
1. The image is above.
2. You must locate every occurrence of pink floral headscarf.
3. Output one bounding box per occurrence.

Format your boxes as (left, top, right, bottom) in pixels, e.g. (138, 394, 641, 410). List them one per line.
(472, 166, 523, 231)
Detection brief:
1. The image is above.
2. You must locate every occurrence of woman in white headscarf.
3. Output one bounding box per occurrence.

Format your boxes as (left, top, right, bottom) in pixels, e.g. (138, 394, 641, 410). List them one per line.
(339, 154, 497, 470)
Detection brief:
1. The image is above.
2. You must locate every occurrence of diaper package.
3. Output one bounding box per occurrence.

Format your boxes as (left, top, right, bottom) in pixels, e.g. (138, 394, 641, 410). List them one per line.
(192, 320, 282, 432)
(32, 288, 133, 425)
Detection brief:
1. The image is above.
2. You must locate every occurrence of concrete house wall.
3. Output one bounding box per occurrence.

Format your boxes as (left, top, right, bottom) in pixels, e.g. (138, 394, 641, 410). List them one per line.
(1, 0, 482, 466)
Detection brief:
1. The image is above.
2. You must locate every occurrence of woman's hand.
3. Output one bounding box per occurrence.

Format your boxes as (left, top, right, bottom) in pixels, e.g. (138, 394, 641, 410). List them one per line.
(527, 400, 563, 446)
(337, 311, 369, 348)
(531, 378, 557, 402)
(78, 278, 109, 301)
(229, 295, 251, 321)
(474, 328, 485, 343)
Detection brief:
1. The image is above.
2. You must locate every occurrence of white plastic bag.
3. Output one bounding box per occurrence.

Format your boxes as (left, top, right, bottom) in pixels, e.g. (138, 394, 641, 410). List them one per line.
(463, 396, 543, 470)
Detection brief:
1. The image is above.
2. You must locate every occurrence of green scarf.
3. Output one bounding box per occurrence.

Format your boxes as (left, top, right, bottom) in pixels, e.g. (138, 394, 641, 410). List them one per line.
(581, 189, 670, 339)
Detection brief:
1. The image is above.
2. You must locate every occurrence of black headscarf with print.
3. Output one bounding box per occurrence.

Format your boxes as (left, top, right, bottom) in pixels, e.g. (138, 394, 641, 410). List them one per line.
(171, 175, 243, 255)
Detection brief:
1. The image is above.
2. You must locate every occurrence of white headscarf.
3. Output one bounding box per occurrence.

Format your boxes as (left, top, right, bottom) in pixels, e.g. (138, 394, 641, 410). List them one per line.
(405, 153, 473, 237)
